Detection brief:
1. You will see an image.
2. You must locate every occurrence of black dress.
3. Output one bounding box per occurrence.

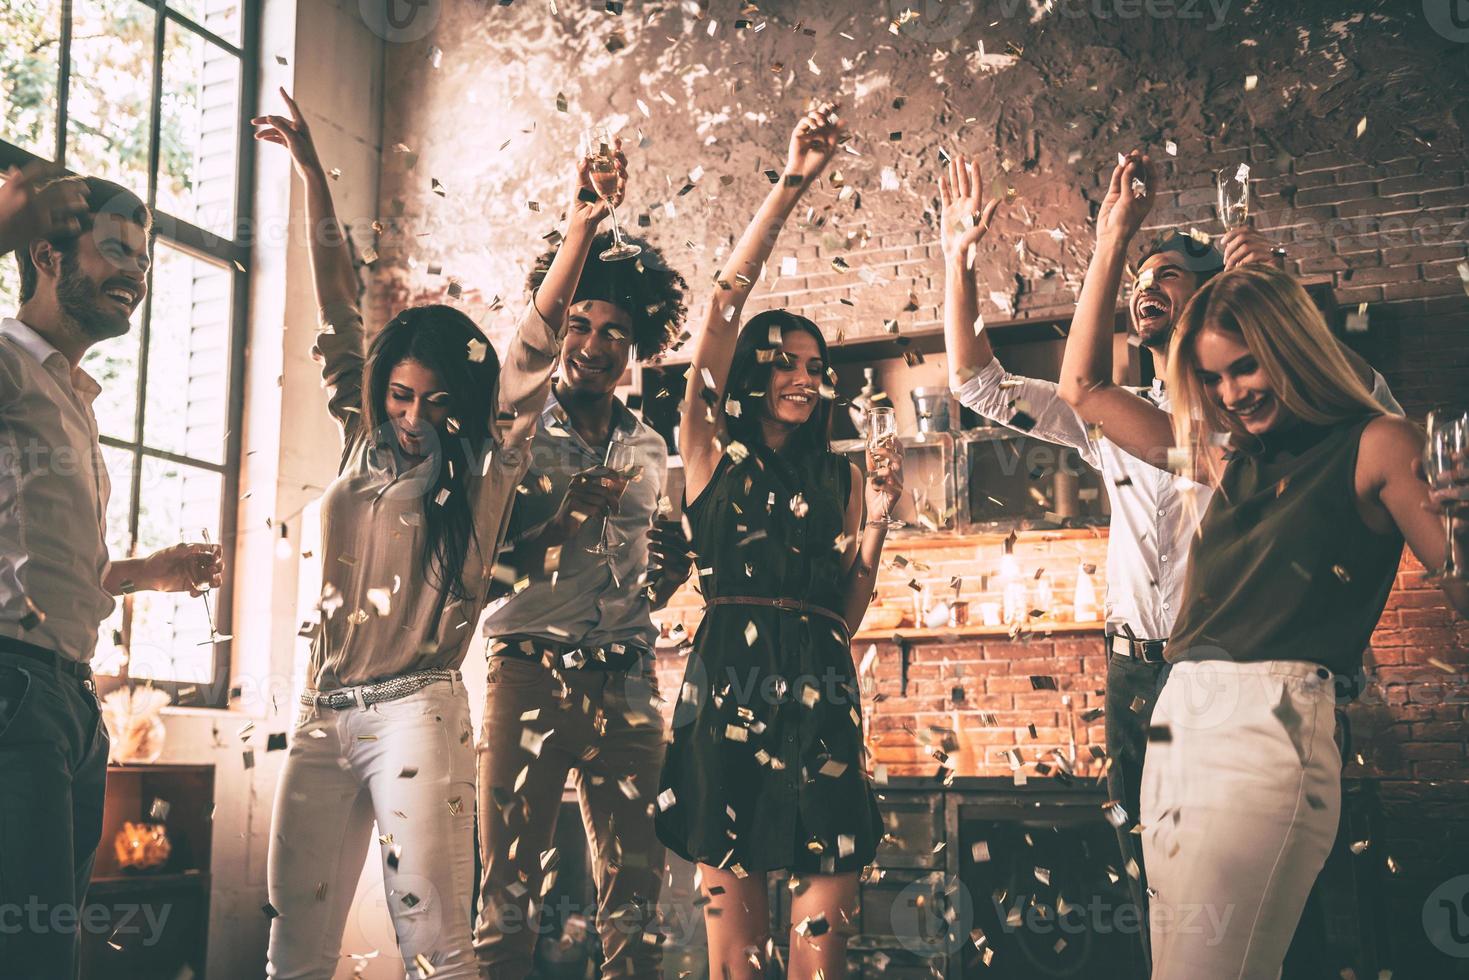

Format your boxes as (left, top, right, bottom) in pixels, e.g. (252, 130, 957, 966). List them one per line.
(654, 444, 883, 874)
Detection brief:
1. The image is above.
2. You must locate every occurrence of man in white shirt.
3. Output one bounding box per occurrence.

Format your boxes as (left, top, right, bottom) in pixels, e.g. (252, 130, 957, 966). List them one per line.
(937, 155, 1399, 974)
(0, 166, 222, 977)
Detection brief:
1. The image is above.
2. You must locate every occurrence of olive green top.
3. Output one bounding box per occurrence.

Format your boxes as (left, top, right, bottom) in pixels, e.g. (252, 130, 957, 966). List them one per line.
(1168, 416, 1403, 677)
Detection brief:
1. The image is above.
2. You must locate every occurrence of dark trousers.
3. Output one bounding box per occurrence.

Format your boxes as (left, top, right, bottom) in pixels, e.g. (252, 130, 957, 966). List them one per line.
(0, 644, 110, 980)
(1103, 645, 1171, 976)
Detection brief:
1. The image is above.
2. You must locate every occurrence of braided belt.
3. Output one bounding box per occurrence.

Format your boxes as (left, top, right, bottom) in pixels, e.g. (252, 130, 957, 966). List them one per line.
(300, 668, 456, 710)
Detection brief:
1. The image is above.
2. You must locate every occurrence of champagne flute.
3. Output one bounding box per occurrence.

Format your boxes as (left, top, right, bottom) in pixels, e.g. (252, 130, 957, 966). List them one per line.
(866, 406, 905, 529)
(1216, 164, 1250, 229)
(580, 125, 641, 262)
(587, 437, 641, 558)
(1424, 406, 1469, 580)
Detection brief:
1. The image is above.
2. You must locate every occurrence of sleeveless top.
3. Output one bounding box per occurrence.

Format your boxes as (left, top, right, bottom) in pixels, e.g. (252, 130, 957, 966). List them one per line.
(1168, 416, 1403, 677)
(654, 443, 883, 874)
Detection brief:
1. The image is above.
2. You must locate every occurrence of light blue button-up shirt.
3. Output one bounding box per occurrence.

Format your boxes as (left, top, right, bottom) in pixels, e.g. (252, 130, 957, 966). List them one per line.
(482, 389, 668, 650)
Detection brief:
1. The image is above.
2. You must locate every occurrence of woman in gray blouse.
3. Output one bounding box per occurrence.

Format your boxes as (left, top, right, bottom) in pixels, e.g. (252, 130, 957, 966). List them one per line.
(251, 91, 622, 979)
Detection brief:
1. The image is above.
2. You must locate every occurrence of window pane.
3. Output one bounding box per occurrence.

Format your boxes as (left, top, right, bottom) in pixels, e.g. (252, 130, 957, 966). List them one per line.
(82, 325, 142, 444)
(65, 0, 154, 197)
(168, 0, 242, 46)
(0, 250, 19, 317)
(128, 456, 222, 682)
(93, 445, 134, 676)
(0, 0, 61, 157)
(142, 242, 232, 463)
(157, 22, 240, 236)
(100, 444, 136, 556)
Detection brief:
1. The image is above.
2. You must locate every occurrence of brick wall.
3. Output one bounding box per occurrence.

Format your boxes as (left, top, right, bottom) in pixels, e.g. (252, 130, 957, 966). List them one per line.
(364, 1, 1469, 970)
(651, 530, 1114, 779)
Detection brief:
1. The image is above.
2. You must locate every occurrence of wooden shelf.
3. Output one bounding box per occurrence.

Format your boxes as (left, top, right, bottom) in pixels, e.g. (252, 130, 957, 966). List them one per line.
(876, 525, 1109, 552)
(853, 620, 1103, 642)
(89, 870, 209, 892)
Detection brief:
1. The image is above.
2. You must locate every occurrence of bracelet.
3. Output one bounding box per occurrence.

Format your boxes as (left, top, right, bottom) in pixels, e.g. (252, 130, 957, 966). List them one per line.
(865, 520, 890, 530)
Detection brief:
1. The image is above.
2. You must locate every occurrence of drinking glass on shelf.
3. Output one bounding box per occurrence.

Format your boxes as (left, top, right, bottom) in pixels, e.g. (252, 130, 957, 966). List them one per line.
(580, 125, 641, 262)
(1216, 164, 1250, 229)
(587, 437, 640, 559)
(866, 405, 905, 529)
(1424, 405, 1469, 580)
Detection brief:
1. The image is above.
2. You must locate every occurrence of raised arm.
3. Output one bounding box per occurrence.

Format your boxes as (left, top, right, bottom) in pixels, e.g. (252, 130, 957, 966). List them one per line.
(498, 154, 624, 451)
(938, 154, 1002, 392)
(1057, 152, 1174, 467)
(253, 89, 356, 313)
(680, 104, 843, 503)
(253, 89, 363, 437)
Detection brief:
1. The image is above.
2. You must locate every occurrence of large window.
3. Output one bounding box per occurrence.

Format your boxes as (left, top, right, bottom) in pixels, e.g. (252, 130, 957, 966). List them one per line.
(1, 0, 256, 705)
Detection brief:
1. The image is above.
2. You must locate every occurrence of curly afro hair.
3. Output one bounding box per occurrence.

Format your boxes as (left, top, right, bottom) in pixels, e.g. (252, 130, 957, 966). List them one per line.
(525, 230, 687, 361)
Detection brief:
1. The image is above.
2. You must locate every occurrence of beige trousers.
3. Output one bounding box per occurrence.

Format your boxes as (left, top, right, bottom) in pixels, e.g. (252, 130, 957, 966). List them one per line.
(473, 655, 666, 979)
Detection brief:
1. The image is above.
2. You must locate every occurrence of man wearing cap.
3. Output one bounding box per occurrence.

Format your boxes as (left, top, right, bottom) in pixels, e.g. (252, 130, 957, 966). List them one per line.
(0, 165, 222, 977)
(937, 152, 1399, 973)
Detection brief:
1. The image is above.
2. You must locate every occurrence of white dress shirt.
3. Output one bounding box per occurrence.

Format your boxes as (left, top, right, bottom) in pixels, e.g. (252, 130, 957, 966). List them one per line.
(0, 317, 114, 662)
(956, 357, 1402, 641)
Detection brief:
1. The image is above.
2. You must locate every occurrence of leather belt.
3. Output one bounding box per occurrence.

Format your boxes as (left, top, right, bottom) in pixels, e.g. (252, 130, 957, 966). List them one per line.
(0, 635, 95, 683)
(301, 668, 456, 710)
(706, 596, 851, 640)
(1106, 630, 1167, 665)
(492, 636, 651, 672)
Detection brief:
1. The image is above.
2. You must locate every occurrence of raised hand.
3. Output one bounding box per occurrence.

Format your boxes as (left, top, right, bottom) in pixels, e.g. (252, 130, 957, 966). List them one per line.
(866, 439, 905, 524)
(1220, 224, 1281, 270)
(938, 153, 1002, 262)
(784, 101, 844, 185)
(251, 87, 325, 183)
(573, 137, 627, 227)
(1096, 150, 1156, 244)
(0, 161, 90, 255)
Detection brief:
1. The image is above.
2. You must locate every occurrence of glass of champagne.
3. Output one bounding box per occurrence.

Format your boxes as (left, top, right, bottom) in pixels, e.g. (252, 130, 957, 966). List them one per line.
(1424, 406, 1469, 580)
(1216, 164, 1250, 229)
(587, 437, 641, 558)
(866, 406, 905, 529)
(580, 125, 641, 262)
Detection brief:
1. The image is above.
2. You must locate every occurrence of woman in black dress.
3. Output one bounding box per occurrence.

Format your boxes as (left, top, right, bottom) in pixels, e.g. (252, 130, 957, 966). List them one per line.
(654, 105, 903, 979)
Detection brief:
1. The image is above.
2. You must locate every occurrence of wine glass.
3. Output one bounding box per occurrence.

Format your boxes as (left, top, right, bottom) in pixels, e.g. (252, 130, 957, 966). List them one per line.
(587, 437, 641, 558)
(866, 406, 905, 529)
(1424, 406, 1469, 580)
(580, 125, 641, 263)
(1216, 164, 1250, 229)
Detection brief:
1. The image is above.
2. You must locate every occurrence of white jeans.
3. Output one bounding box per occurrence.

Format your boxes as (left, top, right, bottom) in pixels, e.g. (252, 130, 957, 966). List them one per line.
(266, 674, 477, 979)
(1141, 659, 1341, 980)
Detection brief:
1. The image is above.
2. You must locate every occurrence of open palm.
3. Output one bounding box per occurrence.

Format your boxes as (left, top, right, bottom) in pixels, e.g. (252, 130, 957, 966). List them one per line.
(938, 154, 1001, 261)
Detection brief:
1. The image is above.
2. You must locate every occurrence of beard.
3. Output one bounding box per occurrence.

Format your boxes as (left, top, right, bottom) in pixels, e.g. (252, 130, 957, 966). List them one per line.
(1135, 318, 1173, 351)
(56, 251, 132, 342)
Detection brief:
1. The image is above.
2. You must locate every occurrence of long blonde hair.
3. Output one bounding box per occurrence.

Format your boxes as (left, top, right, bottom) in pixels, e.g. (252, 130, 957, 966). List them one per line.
(1165, 266, 1382, 486)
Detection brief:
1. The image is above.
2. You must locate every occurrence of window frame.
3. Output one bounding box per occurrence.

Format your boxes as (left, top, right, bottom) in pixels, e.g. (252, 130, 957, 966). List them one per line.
(0, 0, 260, 707)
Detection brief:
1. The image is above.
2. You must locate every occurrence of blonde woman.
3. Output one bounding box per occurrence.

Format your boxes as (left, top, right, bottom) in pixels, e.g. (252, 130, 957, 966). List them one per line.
(1056, 152, 1469, 978)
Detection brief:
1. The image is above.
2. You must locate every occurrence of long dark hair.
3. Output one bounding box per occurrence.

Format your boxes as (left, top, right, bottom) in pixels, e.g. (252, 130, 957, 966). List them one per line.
(360, 305, 501, 602)
(720, 309, 833, 458)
